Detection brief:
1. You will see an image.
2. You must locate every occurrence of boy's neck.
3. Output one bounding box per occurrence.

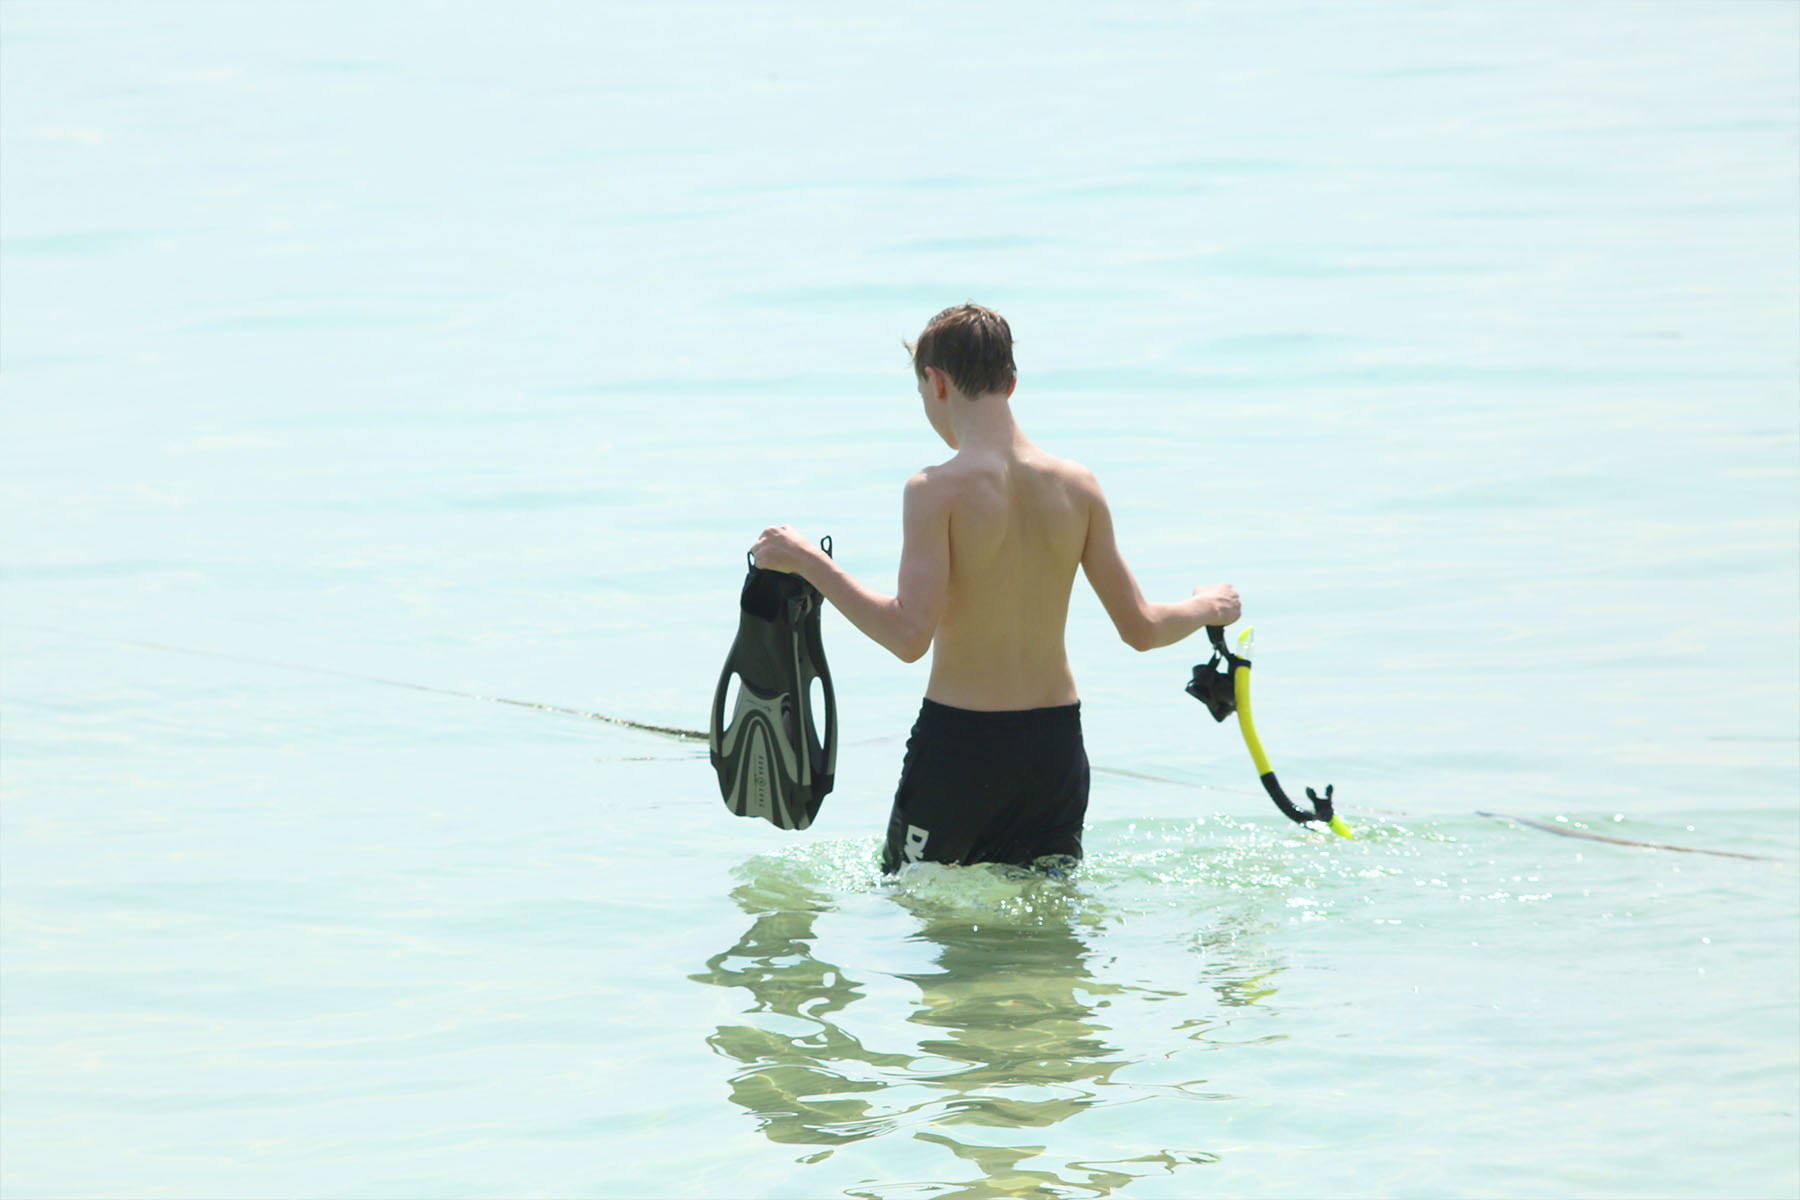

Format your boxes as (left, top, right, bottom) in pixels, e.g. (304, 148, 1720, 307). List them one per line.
(948, 389, 1023, 454)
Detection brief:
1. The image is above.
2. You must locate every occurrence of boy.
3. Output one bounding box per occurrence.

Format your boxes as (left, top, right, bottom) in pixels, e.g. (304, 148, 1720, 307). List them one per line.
(750, 304, 1240, 873)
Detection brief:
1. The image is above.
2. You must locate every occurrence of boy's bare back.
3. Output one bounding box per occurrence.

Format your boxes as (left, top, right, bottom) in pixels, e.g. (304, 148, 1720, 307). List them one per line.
(909, 437, 1091, 710)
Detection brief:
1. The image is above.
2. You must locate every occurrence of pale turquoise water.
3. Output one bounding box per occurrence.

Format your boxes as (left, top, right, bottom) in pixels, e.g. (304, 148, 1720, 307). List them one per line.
(3, 2, 1797, 1197)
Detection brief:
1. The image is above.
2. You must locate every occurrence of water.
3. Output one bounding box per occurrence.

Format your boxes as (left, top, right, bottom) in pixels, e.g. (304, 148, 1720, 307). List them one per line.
(3, 2, 1796, 1196)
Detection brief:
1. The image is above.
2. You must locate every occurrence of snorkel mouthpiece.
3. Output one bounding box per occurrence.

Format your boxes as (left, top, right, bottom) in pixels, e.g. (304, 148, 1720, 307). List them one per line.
(1189, 625, 1352, 838)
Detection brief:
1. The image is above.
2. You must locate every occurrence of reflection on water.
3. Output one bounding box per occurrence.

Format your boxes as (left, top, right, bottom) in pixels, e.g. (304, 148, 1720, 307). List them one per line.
(699, 900, 911, 1151)
(691, 844, 1274, 1197)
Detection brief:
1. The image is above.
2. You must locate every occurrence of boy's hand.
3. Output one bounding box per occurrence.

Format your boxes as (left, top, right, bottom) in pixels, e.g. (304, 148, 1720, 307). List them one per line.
(1194, 583, 1241, 626)
(750, 525, 823, 578)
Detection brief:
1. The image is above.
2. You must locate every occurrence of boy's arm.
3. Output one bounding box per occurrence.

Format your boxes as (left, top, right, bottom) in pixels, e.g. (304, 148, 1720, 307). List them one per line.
(750, 472, 950, 663)
(1078, 471, 1239, 651)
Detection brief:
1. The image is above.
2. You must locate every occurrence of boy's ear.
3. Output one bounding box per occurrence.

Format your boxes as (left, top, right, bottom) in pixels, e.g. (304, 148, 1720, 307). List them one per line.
(924, 366, 949, 400)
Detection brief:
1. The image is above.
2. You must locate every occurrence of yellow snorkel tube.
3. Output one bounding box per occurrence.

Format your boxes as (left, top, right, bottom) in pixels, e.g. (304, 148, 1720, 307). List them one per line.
(1186, 625, 1353, 838)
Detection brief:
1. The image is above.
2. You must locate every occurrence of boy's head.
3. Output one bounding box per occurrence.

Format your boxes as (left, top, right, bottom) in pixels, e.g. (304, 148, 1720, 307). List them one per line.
(908, 304, 1016, 398)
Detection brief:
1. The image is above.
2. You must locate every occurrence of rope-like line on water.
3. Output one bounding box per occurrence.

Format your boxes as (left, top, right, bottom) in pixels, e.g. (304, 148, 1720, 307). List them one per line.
(7, 623, 1780, 862)
(5, 623, 708, 743)
(1478, 811, 1773, 862)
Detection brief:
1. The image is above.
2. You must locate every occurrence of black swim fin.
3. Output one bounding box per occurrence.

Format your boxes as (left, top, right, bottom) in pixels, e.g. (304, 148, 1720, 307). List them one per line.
(708, 540, 837, 830)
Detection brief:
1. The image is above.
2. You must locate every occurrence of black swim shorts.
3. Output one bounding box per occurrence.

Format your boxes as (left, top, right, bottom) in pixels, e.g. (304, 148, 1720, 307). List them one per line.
(880, 699, 1089, 874)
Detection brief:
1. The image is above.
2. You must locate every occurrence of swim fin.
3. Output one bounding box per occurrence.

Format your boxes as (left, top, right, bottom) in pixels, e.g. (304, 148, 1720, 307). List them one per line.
(708, 541, 837, 830)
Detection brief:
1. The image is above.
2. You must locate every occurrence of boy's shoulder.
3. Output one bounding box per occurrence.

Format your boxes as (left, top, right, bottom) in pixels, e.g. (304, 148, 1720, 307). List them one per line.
(922, 443, 1099, 480)
(1019, 446, 1104, 498)
(908, 447, 1102, 504)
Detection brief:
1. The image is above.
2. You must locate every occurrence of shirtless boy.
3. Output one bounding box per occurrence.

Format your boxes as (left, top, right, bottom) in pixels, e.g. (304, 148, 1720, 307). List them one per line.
(750, 304, 1240, 873)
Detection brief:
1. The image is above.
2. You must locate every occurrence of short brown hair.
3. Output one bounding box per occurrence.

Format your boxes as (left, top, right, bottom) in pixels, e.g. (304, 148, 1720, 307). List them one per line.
(907, 303, 1016, 398)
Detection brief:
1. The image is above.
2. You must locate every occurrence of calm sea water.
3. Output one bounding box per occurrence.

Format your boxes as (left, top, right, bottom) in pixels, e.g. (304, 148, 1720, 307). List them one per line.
(3, 3, 1796, 1197)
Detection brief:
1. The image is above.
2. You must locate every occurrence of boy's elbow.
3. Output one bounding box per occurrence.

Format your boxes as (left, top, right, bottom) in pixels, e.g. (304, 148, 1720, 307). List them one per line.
(894, 637, 930, 664)
(1119, 622, 1155, 653)
(892, 623, 933, 663)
